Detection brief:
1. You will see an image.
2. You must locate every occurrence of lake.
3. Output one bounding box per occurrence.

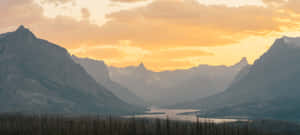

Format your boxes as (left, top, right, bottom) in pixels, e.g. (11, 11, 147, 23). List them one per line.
(132, 107, 246, 123)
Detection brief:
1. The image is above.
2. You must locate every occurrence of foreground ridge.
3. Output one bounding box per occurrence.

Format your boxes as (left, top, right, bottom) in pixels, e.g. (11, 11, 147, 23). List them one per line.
(0, 25, 144, 114)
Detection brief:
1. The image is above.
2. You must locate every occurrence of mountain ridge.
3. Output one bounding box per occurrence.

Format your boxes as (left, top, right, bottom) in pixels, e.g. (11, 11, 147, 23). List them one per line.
(0, 25, 144, 114)
(175, 36, 300, 121)
(109, 57, 249, 106)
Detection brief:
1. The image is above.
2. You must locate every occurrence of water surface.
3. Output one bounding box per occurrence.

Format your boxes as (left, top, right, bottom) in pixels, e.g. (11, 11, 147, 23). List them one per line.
(134, 107, 245, 123)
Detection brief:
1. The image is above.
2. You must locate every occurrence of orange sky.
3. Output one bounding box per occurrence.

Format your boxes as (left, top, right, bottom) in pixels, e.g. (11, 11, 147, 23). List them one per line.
(1, 0, 300, 71)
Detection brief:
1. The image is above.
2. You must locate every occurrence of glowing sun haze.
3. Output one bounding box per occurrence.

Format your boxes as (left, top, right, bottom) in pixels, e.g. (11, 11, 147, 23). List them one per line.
(1, 0, 300, 71)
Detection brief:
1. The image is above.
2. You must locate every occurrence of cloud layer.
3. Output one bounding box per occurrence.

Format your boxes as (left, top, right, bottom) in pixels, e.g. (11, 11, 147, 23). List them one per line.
(110, 0, 147, 3)
(41, 0, 75, 5)
(1, 0, 300, 70)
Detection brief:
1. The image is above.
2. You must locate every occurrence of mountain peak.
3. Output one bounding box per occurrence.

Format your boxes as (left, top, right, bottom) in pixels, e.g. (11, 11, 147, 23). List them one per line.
(235, 57, 248, 66)
(14, 25, 36, 39)
(231, 57, 249, 69)
(136, 62, 148, 72)
(138, 62, 145, 68)
(239, 57, 248, 64)
(17, 25, 25, 30)
(16, 25, 29, 32)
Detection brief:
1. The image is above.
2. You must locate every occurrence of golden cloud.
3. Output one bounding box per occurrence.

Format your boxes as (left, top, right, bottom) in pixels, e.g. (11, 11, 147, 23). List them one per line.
(81, 8, 91, 20)
(144, 48, 213, 60)
(102, 0, 282, 49)
(69, 45, 213, 70)
(73, 47, 126, 60)
(2, 0, 295, 49)
(110, 0, 147, 3)
(1, 0, 300, 70)
(283, 0, 300, 13)
(41, 0, 75, 5)
(263, 0, 286, 6)
(263, 0, 300, 13)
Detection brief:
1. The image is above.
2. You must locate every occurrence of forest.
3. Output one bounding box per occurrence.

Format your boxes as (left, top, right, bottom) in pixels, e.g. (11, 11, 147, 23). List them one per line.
(0, 114, 297, 135)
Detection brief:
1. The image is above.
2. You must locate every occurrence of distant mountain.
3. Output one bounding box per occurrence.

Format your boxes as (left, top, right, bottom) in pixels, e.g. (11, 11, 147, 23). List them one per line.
(0, 25, 144, 114)
(229, 64, 251, 86)
(71, 56, 147, 107)
(108, 58, 249, 106)
(178, 36, 300, 121)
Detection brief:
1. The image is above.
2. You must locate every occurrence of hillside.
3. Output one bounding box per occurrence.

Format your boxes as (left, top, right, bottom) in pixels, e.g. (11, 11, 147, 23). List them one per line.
(0, 25, 144, 114)
(176, 36, 300, 121)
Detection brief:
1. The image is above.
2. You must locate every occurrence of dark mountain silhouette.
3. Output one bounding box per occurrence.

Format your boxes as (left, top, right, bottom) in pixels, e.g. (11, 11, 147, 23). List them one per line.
(109, 58, 248, 106)
(71, 56, 147, 107)
(177, 36, 300, 121)
(0, 25, 144, 114)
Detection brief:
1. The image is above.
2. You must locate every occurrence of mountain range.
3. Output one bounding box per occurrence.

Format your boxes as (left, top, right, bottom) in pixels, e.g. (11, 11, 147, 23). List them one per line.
(108, 58, 249, 106)
(0, 25, 145, 114)
(174, 36, 300, 121)
(4, 25, 300, 121)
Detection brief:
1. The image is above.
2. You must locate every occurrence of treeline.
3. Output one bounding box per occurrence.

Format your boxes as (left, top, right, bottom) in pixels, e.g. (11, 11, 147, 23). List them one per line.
(0, 114, 292, 135)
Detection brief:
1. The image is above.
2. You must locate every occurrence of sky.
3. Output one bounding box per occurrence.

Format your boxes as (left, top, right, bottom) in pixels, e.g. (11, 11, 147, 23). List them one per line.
(1, 0, 300, 71)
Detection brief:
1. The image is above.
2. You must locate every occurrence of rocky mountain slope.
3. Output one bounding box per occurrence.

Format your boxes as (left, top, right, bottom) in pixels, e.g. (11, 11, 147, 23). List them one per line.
(0, 25, 145, 114)
(177, 36, 300, 121)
